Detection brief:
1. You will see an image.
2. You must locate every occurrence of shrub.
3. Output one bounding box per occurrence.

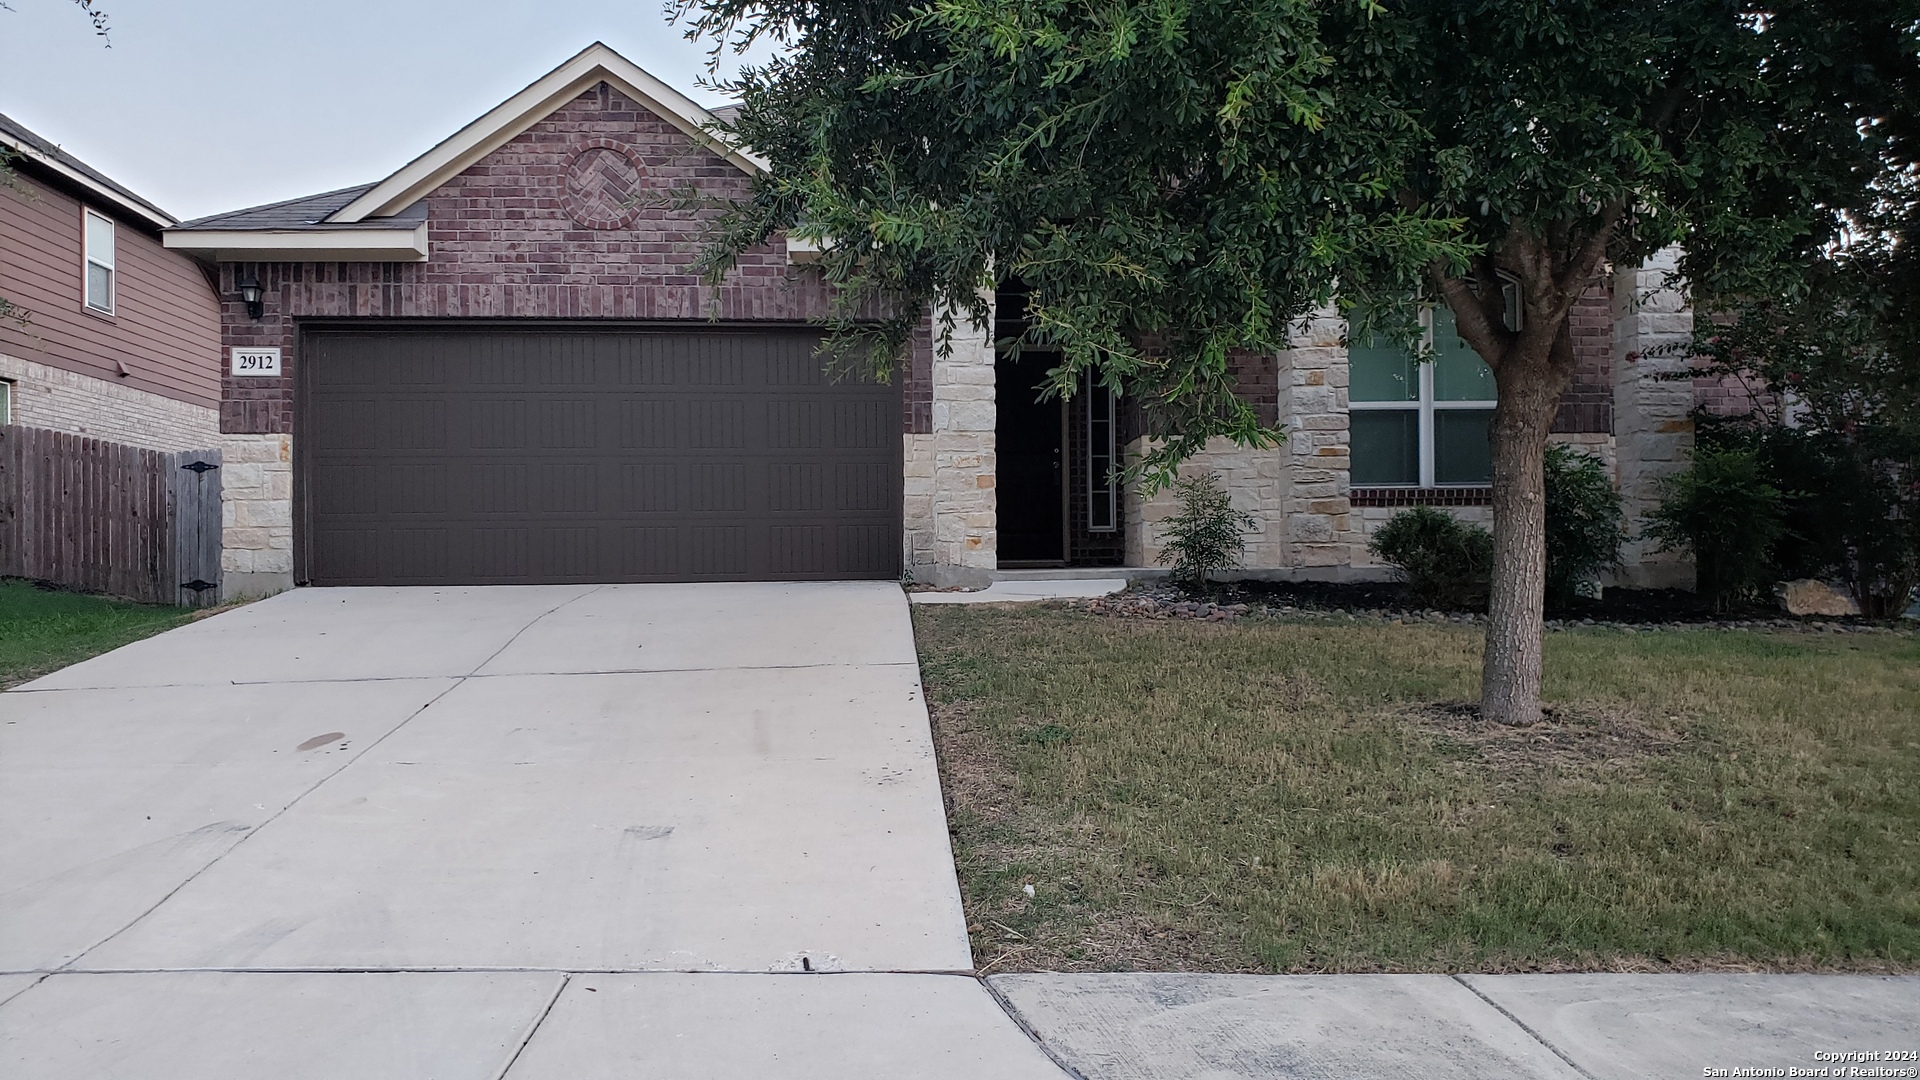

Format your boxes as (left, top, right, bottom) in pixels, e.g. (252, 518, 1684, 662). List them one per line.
(1645, 447, 1787, 611)
(1157, 471, 1255, 591)
(1544, 444, 1626, 609)
(1757, 427, 1920, 620)
(1368, 506, 1494, 609)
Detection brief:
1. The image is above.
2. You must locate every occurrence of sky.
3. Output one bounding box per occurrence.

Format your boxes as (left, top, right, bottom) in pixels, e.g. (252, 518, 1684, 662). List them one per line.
(0, 0, 769, 222)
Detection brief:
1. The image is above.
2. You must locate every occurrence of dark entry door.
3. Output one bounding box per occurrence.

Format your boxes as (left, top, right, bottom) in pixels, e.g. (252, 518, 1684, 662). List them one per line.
(300, 326, 901, 586)
(994, 353, 1065, 564)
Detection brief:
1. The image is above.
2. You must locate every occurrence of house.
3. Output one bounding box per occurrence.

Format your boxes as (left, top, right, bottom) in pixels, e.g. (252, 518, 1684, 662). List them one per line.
(0, 113, 222, 451)
(163, 42, 1698, 600)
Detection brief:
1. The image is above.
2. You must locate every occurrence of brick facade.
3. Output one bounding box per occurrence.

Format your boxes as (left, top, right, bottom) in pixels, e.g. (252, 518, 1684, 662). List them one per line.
(0, 351, 218, 450)
(218, 82, 857, 438)
(1554, 282, 1613, 434)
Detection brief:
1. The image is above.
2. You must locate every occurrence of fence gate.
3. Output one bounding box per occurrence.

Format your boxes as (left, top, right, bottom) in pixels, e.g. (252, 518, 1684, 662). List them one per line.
(0, 426, 223, 608)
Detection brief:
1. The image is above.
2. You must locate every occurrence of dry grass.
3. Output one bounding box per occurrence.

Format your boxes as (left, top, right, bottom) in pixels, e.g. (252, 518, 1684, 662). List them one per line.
(913, 605, 1920, 974)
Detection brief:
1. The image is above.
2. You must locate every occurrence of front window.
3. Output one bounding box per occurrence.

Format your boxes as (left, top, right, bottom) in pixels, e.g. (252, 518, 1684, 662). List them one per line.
(1350, 304, 1498, 487)
(84, 210, 115, 314)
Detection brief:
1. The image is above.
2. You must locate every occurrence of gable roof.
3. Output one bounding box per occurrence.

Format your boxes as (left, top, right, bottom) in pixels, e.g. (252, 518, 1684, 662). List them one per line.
(328, 41, 764, 224)
(164, 42, 759, 263)
(0, 111, 177, 231)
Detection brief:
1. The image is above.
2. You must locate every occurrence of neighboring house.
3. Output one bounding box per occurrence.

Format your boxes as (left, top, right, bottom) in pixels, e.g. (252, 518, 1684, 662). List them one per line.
(164, 42, 1697, 600)
(0, 113, 222, 450)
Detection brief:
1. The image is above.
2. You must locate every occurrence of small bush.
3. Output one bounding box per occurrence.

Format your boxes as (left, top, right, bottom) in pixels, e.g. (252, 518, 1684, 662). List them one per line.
(1157, 471, 1255, 591)
(1757, 427, 1919, 619)
(1645, 447, 1787, 611)
(1544, 444, 1626, 609)
(1368, 506, 1494, 609)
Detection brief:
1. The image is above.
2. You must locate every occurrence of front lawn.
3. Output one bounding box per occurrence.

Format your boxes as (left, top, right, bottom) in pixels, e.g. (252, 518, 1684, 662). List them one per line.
(0, 580, 195, 688)
(914, 604, 1920, 974)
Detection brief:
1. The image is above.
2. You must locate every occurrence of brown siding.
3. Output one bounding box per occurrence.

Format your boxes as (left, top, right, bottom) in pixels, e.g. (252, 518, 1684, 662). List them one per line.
(0, 172, 222, 409)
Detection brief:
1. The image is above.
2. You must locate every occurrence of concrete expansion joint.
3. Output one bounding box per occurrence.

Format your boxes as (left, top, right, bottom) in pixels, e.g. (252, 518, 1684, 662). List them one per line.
(979, 975, 1094, 1080)
(1451, 973, 1600, 1080)
(6, 659, 922, 694)
(17, 966, 988, 977)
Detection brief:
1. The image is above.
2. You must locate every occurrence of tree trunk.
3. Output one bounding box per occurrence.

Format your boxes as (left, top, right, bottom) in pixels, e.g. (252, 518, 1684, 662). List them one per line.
(1480, 323, 1575, 726)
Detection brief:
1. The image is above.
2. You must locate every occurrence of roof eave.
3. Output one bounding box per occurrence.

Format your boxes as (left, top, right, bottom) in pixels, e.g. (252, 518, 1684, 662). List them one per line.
(161, 221, 431, 263)
(329, 42, 766, 224)
(0, 130, 176, 230)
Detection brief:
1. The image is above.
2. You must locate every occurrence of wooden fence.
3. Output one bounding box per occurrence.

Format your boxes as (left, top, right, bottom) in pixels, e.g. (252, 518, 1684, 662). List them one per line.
(0, 426, 222, 608)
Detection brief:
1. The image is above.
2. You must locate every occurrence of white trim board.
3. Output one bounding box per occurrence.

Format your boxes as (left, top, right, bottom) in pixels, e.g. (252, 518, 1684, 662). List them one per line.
(329, 41, 765, 224)
(0, 131, 176, 230)
(162, 222, 430, 263)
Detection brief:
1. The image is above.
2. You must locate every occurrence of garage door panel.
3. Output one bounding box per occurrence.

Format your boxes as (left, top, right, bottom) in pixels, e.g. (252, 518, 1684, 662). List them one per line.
(534, 464, 601, 514)
(836, 524, 897, 575)
(376, 399, 447, 450)
(529, 399, 600, 449)
(687, 527, 749, 577)
(380, 465, 450, 515)
(302, 328, 900, 585)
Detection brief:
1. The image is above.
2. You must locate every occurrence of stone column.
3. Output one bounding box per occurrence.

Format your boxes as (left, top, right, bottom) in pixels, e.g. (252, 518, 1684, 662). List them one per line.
(220, 432, 295, 601)
(926, 301, 997, 586)
(1278, 307, 1359, 574)
(1612, 247, 1696, 589)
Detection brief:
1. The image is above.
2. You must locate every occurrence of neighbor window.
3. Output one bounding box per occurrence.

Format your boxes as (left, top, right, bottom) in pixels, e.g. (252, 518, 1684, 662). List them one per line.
(84, 209, 115, 314)
(1349, 303, 1499, 487)
(0, 380, 11, 426)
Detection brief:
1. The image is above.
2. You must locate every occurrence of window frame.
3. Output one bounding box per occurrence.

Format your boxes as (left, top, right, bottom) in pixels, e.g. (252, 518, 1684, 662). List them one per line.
(1085, 370, 1118, 532)
(0, 380, 12, 426)
(1349, 285, 1516, 489)
(83, 208, 116, 316)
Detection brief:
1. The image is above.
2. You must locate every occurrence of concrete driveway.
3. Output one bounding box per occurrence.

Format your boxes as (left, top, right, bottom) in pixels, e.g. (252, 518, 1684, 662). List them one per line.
(0, 583, 1067, 1078)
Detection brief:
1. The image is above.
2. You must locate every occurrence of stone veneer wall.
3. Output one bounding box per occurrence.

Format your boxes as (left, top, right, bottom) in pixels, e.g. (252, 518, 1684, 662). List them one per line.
(219, 432, 293, 601)
(0, 352, 218, 451)
(1612, 247, 1696, 588)
(1125, 308, 1365, 578)
(920, 303, 997, 587)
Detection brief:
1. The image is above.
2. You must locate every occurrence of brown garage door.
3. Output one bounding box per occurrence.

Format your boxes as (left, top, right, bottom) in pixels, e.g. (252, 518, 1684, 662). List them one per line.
(299, 326, 901, 585)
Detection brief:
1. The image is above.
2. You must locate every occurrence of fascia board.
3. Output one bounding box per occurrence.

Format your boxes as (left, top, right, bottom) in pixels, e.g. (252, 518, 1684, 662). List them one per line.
(162, 221, 430, 263)
(0, 131, 176, 230)
(330, 43, 766, 224)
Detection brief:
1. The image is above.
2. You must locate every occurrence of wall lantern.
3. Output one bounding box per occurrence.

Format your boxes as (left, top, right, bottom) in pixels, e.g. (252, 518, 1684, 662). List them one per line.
(237, 275, 264, 320)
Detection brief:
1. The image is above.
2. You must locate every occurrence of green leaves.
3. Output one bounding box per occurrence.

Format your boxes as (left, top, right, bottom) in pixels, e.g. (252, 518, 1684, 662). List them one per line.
(673, 0, 1912, 489)
(676, 0, 1465, 482)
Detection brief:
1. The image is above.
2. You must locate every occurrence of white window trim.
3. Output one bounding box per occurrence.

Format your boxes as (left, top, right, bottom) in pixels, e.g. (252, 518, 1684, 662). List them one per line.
(0, 380, 12, 426)
(1350, 306, 1499, 488)
(84, 208, 115, 315)
(1085, 371, 1118, 532)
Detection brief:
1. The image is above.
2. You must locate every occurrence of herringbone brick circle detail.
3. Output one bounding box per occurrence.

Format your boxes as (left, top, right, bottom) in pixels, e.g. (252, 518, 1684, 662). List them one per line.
(563, 140, 645, 229)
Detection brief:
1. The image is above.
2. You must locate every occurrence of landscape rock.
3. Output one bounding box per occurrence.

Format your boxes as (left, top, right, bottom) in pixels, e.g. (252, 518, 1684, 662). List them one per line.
(1774, 579, 1861, 618)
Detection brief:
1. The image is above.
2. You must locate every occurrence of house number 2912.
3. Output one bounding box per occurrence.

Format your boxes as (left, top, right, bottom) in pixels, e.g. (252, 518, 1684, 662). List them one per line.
(231, 348, 281, 377)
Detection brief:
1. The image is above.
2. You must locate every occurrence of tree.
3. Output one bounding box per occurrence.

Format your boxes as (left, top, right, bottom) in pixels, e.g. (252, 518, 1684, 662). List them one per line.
(1680, 0, 1920, 618)
(676, 0, 1910, 722)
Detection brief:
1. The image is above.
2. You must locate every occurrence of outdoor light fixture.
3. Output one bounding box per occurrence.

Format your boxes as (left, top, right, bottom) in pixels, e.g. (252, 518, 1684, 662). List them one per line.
(237, 276, 264, 320)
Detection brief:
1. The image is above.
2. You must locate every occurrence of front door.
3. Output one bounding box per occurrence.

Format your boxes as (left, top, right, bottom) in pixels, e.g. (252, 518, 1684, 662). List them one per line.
(995, 352, 1065, 564)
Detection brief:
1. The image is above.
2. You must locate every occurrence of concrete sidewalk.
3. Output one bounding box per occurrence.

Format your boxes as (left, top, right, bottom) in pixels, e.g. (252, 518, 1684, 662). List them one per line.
(994, 973, 1919, 1080)
(0, 583, 1065, 1079)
